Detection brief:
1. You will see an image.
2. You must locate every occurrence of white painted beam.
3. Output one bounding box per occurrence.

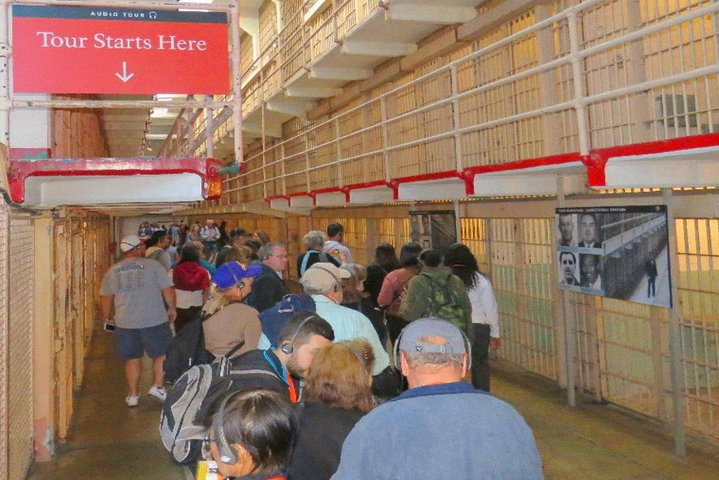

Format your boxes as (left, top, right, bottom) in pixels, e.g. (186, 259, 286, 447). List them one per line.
(604, 147, 719, 188)
(388, 3, 477, 24)
(314, 191, 347, 207)
(285, 86, 343, 98)
(342, 40, 417, 57)
(266, 99, 314, 118)
(289, 195, 314, 208)
(349, 185, 395, 204)
(472, 173, 585, 196)
(397, 178, 467, 201)
(309, 66, 373, 81)
(24, 174, 204, 207)
(243, 122, 282, 138)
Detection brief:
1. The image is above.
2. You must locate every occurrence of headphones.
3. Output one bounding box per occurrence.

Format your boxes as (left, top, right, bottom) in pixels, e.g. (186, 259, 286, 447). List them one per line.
(280, 314, 320, 354)
(212, 392, 240, 465)
(311, 264, 343, 293)
(392, 324, 472, 372)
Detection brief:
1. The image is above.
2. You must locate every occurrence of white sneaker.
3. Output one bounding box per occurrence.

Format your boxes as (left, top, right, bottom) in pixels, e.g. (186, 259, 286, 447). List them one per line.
(125, 394, 139, 407)
(148, 385, 167, 402)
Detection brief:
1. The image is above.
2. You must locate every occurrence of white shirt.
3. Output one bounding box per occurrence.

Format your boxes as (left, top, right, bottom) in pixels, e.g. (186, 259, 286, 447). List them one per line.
(467, 272, 500, 338)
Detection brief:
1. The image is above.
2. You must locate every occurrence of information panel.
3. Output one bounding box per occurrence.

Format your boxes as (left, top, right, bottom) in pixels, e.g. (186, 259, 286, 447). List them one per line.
(556, 205, 671, 307)
(12, 5, 230, 94)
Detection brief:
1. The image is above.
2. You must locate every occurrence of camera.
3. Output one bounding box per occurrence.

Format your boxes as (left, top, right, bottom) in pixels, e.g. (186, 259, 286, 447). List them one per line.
(103, 322, 116, 332)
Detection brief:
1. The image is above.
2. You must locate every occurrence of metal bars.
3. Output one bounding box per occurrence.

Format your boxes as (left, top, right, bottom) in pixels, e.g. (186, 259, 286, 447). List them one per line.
(221, 0, 719, 199)
(6, 215, 34, 479)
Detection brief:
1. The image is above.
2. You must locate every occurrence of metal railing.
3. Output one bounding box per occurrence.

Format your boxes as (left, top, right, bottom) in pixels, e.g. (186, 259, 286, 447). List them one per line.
(218, 0, 719, 200)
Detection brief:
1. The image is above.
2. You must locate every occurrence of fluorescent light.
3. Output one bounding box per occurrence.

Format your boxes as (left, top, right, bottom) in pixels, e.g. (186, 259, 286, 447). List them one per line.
(178, 0, 213, 12)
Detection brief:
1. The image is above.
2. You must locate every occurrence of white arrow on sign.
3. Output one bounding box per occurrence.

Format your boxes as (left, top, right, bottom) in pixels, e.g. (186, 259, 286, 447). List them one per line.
(115, 62, 135, 83)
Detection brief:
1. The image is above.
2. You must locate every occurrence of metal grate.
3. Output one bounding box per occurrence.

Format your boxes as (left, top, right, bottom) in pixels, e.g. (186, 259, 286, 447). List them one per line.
(0, 202, 9, 480)
(489, 218, 559, 380)
(675, 218, 719, 441)
(7, 216, 34, 479)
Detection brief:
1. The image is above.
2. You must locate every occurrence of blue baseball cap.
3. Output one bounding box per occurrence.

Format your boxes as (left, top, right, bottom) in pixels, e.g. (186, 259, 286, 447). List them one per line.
(214, 262, 262, 289)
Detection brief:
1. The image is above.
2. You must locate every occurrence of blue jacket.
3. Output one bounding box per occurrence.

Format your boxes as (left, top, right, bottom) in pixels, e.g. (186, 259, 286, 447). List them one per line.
(331, 382, 543, 480)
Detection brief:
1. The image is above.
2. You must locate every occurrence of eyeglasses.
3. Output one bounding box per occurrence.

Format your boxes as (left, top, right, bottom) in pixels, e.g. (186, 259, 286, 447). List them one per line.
(269, 254, 288, 259)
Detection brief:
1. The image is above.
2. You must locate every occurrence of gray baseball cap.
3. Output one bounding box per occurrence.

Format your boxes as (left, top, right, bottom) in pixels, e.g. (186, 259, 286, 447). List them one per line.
(398, 317, 468, 355)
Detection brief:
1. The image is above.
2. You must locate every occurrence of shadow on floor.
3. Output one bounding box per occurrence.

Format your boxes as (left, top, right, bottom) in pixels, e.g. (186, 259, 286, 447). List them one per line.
(27, 327, 188, 480)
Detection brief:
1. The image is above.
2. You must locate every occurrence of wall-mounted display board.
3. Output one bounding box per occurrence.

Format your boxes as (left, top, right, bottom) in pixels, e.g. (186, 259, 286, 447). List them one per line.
(556, 205, 671, 308)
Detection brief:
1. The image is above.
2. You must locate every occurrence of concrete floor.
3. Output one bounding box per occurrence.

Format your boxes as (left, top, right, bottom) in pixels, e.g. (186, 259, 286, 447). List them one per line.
(27, 330, 719, 480)
(494, 369, 719, 480)
(27, 328, 188, 480)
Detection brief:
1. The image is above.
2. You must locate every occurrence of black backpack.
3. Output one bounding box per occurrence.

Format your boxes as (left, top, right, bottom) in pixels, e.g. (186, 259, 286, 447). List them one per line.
(163, 313, 213, 385)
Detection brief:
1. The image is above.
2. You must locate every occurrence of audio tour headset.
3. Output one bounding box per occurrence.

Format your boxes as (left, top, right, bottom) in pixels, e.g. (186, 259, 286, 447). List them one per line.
(280, 314, 322, 355)
(392, 319, 473, 372)
(214, 313, 322, 464)
(212, 393, 240, 465)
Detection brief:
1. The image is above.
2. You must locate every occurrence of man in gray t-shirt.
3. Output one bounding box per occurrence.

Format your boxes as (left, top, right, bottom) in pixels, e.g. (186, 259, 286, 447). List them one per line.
(100, 234, 177, 407)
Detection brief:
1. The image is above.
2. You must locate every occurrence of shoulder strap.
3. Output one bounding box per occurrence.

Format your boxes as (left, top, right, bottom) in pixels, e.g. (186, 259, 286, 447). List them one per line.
(225, 340, 245, 359)
(420, 273, 438, 316)
(299, 250, 315, 276)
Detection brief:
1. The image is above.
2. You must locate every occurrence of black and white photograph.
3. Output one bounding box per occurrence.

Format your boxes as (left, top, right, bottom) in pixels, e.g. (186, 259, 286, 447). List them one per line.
(556, 206, 671, 308)
(410, 210, 457, 254)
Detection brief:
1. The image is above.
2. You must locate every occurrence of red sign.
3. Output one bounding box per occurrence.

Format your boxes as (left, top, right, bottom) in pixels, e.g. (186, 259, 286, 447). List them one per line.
(12, 5, 230, 94)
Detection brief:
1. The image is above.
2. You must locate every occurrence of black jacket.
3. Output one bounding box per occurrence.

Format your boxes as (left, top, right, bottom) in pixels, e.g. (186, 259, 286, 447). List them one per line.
(244, 264, 290, 314)
(287, 402, 365, 480)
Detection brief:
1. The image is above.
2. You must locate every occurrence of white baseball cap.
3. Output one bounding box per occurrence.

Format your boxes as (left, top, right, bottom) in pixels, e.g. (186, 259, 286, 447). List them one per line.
(119, 234, 142, 253)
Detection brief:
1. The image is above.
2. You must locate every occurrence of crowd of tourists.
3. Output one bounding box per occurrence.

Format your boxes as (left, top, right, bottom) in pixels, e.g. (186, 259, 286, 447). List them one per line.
(99, 220, 543, 480)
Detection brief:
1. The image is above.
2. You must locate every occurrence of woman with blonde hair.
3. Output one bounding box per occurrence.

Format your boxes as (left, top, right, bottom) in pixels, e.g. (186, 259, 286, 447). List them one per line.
(201, 262, 263, 359)
(215, 244, 252, 269)
(187, 223, 202, 242)
(287, 340, 374, 480)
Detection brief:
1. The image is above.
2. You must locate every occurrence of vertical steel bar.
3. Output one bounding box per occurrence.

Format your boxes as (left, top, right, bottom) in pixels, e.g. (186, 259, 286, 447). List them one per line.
(206, 95, 214, 158)
(231, 0, 244, 167)
(557, 176, 577, 406)
(334, 118, 343, 187)
(0, 0, 8, 153)
(280, 143, 287, 197)
(380, 97, 390, 182)
(454, 200, 461, 244)
(663, 188, 687, 458)
(568, 11, 591, 155)
(450, 65, 464, 172)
